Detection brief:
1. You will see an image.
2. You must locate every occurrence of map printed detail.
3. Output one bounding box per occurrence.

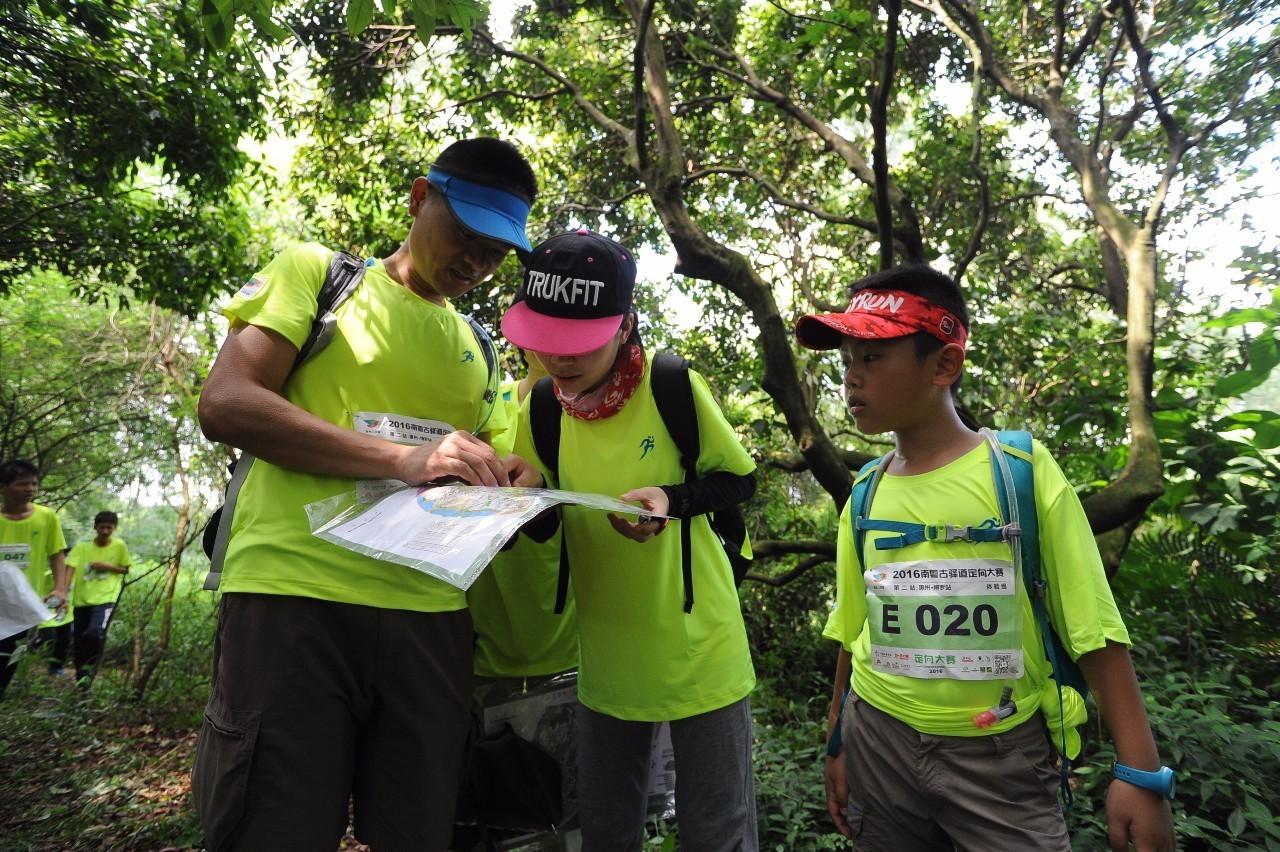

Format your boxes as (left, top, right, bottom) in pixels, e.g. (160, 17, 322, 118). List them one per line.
(308, 485, 671, 591)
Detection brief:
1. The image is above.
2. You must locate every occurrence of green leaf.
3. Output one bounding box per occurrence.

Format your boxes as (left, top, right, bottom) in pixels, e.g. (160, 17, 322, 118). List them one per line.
(347, 0, 374, 37)
(1228, 806, 1246, 836)
(247, 7, 291, 42)
(380, 0, 397, 14)
(413, 0, 436, 46)
(1215, 367, 1269, 398)
(1204, 307, 1276, 329)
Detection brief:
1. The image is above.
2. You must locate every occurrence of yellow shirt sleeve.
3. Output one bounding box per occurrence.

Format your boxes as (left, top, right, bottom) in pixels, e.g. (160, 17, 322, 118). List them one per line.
(222, 243, 331, 350)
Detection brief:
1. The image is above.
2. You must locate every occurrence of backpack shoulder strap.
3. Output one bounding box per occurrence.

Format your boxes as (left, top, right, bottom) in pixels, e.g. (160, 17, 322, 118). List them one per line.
(649, 352, 698, 475)
(849, 455, 888, 575)
(649, 352, 700, 613)
(460, 314, 500, 433)
(296, 250, 368, 367)
(993, 429, 1037, 584)
(527, 375, 571, 615)
(528, 376, 562, 482)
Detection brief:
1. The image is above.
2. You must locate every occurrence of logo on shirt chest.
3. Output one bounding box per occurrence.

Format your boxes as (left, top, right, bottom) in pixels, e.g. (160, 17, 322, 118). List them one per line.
(639, 435, 656, 459)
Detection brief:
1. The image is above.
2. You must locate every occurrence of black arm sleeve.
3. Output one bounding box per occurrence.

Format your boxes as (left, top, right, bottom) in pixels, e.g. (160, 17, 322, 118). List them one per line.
(659, 470, 755, 520)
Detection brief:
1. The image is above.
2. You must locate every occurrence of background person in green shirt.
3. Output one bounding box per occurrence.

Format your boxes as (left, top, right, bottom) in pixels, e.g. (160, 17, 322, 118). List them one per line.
(67, 510, 130, 684)
(0, 458, 70, 700)
(503, 231, 759, 852)
(467, 350, 578, 693)
(192, 137, 542, 852)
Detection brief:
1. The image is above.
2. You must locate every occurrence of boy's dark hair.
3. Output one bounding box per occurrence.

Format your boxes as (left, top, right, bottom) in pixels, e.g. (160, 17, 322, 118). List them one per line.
(433, 138, 538, 206)
(95, 511, 119, 526)
(0, 459, 39, 486)
(849, 265, 969, 358)
(850, 265, 969, 393)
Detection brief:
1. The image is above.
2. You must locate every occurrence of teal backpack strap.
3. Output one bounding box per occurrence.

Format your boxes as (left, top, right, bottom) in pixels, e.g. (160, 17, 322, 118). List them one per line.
(848, 455, 890, 575)
(988, 429, 1081, 807)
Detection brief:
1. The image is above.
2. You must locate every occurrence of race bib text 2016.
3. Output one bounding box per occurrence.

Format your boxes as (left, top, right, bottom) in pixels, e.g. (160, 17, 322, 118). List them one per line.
(864, 557, 1023, 680)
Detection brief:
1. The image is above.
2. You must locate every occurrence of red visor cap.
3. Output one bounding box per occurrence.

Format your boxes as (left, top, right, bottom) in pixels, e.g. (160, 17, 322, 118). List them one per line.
(795, 290, 967, 351)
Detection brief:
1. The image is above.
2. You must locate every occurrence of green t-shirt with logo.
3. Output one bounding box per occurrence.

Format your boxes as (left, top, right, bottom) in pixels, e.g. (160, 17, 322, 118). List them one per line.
(514, 354, 757, 721)
(218, 242, 496, 612)
(68, 538, 131, 607)
(467, 381, 578, 678)
(1, 504, 68, 627)
(823, 440, 1129, 736)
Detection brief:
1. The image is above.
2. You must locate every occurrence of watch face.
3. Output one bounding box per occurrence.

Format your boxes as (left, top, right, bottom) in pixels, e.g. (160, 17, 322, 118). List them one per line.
(1166, 774, 1176, 800)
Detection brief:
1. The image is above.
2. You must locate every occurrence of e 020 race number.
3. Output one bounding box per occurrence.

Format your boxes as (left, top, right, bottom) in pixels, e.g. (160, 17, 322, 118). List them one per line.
(881, 602, 998, 637)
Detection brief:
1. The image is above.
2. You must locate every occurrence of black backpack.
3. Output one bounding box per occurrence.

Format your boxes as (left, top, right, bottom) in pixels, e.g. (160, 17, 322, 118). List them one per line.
(528, 352, 752, 614)
(200, 250, 498, 589)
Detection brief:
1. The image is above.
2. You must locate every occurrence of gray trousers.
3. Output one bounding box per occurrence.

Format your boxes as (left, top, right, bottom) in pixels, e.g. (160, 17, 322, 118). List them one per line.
(841, 690, 1070, 851)
(577, 696, 758, 852)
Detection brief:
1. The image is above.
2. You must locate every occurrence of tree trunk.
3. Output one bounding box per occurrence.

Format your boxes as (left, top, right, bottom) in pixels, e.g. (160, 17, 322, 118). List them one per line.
(132, 443, 191, 700)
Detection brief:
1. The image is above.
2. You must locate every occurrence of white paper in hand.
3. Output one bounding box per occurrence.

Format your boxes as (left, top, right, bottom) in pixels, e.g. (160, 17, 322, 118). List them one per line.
(308, 485, 669, 591)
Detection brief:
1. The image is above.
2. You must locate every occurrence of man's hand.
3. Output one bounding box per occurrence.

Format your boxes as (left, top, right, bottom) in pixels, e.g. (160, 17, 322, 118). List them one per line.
(607, 486, 670, 542)
(502, 454, 543, 488)
(1106, 779, 1175, 851)
(395, 431, 509, 487)
(824, 752, 852, 838)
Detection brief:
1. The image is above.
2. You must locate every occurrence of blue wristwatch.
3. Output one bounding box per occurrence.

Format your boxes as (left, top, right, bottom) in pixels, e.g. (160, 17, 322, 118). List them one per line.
(1112, 763, 1176, 800)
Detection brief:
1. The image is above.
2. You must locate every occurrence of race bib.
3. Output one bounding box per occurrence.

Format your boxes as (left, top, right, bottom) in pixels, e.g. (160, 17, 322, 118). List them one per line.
(353, 412, 454, 503)
(0, 543, 31, 573)
(865, 557, 1023, 680)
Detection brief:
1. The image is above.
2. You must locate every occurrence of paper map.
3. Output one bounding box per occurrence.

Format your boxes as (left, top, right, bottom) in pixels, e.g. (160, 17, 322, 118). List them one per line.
(309, 485, 669, 591)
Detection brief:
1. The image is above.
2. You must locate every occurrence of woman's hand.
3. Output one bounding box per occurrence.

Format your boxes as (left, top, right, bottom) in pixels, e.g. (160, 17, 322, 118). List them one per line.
(607, 486, 670, 542)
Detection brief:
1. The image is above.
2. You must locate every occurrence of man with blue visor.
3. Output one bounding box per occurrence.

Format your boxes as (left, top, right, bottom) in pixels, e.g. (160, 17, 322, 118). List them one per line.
(193, 138, 540, 852)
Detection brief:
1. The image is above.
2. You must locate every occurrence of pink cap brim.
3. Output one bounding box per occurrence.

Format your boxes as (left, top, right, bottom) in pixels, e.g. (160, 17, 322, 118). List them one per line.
(501, 301, 625, 356)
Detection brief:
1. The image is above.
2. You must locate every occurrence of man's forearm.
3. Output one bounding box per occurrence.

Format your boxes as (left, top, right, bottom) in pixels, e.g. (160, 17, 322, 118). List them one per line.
(50, 553, 70, 594)
(201, 380, 411, 481)
(1078, 641, 1162, 770)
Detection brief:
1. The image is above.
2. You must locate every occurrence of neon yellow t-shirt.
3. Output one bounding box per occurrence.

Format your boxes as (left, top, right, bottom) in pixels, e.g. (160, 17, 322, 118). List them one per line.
(467, 381, 578, 678)
(68, 538, 130, 607)
(824, 439, 1129, 736)
(515, 354, 757, 721)
(218, 242, 496, 612)
(0, 505, 68, 627)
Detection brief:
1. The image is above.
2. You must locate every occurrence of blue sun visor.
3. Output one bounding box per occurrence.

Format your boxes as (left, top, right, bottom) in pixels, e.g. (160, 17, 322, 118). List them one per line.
(427, 168, 532, 253)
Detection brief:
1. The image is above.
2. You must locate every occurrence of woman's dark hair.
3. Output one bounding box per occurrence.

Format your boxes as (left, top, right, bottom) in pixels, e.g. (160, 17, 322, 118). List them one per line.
(432, 138, 538, 205)
(0, 459, 39, 486)
(94, 511, 119, 526)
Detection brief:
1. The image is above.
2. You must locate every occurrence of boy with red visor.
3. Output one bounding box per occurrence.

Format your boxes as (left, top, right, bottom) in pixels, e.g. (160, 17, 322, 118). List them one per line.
(796, 266, 1174, 851)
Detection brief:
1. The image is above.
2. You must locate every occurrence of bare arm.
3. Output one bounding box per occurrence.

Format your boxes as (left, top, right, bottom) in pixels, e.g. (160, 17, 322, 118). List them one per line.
(88, 561, 128, 575)
(50, 550, 69, 596)
(199, 323, 510, 486)
(824, 646, 853, 838)
(1078, 641, 1175, 852)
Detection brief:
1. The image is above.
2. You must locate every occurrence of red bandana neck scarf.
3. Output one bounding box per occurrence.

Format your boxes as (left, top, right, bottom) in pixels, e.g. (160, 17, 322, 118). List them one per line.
(555, 343, 645, 421)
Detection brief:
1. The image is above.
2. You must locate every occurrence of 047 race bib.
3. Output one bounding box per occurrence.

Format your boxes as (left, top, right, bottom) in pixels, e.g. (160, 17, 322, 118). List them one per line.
(865, 557, 1023, 680)
(353, 412, 455, 503)
(0, 543, 31, 573)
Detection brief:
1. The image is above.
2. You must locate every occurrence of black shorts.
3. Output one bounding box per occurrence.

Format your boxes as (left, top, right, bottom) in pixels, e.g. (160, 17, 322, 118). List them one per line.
(191, 592, 474, 852)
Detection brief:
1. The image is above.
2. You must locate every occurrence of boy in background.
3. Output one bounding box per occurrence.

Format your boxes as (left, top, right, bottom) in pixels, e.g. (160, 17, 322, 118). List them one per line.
(796, 266, 1175, 851)
(0, 459, 69, 699)
(68, 510, 130, 683)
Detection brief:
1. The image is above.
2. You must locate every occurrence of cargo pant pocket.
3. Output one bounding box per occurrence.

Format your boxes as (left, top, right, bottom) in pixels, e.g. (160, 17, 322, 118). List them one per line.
(191, 700, 261, 852)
